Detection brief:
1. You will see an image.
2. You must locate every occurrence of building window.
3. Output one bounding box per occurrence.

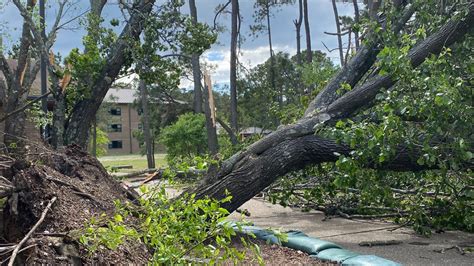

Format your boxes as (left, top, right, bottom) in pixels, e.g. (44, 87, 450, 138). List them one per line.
(108, 140, 123, 149)
(137, 108, 143, 116)
(138, 123, 143, 130)
(108, 124, 122, 132)
(109, 107, 121, 116)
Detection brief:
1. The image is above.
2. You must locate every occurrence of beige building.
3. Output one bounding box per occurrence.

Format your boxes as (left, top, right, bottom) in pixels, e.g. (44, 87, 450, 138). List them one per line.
(103, 88, 143, 155)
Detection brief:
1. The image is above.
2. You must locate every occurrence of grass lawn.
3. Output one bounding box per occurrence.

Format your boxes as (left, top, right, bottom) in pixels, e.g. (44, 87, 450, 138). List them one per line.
(99, 153, 167, 172)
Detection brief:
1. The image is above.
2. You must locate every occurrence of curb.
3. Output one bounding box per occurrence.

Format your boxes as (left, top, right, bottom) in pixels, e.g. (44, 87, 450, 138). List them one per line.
(232, 224, 402, 266)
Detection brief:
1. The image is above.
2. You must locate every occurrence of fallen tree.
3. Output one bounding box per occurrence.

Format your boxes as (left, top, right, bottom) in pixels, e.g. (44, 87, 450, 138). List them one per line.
(188, 2, 474, 213)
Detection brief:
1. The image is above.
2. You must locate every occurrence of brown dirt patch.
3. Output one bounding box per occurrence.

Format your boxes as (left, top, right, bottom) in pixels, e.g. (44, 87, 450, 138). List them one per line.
(1, 145, 149, 264)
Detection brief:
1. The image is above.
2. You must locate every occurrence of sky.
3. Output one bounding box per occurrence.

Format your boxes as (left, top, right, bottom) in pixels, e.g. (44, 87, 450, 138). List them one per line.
(0, 0, 357, 91)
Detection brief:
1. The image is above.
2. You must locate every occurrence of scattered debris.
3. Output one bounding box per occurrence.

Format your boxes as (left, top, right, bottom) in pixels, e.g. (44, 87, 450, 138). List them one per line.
(359, 240, 403, 247)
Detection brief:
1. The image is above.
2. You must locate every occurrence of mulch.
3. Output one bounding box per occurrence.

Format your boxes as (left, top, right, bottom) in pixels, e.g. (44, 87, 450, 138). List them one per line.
(223, 234, 334, 265)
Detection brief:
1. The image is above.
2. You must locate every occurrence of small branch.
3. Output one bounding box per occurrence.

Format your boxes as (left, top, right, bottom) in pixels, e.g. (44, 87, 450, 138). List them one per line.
(44, 175, 99, 203)
(359, 240, 403, 247)
(321, 41, 339, 53)
(8, 197, 57, 266)
(213, 0, 232, 30)
(0, 91, 51, 123)
(324, 31, 350, 36)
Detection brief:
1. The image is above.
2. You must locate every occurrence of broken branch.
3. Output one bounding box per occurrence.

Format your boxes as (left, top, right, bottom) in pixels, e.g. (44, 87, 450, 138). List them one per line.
(8, 196, 57, 266)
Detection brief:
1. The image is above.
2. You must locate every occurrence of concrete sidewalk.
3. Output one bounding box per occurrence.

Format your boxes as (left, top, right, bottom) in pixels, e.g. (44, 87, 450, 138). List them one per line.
(228, 198, 473, 266)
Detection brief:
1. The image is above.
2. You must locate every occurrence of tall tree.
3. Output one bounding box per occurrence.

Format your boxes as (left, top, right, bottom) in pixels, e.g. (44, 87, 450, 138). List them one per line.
(331, 0, 344, 66)
(202, 72, 218, 155)
(293, 0, 303, 66)
(139, 79, 155, 169)
(303, 0, 312, 63)
(189, 0, 203, 114)
(1, 0, 67, 154)
(63, 0, 157, 148)
(229, 0, 240, 140)
(352, 0, 360, 51)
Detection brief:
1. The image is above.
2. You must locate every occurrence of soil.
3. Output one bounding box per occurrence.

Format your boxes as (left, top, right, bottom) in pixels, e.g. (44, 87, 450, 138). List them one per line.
(1, 145, 149, 265)
(0, 145, 330, 265)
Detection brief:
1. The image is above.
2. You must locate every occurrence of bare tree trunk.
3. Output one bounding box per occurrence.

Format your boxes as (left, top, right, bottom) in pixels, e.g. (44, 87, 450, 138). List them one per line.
(187, 3, 474, 213)
(202, 73, 218, 155)
(331, 0, 344, 66)
(229, 0, 239, 136)
(352, 0, 360, 51)
(265, 2, 277, 102)
(303, 0, 312, 63)
(189, 0, 203, 114)
(51, 84, 65, 150)
(294, 0, 303, 66)
(139, 79, 155, 169)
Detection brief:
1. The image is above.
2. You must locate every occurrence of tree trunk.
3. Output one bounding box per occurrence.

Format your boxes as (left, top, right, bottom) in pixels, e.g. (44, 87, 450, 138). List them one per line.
(229, 0, 239, 134)
(352, 0, 360, 51)
(91, 117, 97, 157)
(202, 73, 218, 155)
(51, 89, 65, 150)
(303, 0, 312, 63)
(188, 3, 474, 213)
(139, 79, 155, 169)
(3, 94, 27, 155)
(294, 0, 303, 66)
(265, 2, 277, 103)
(331, 0, 344, 66)
(64, 0, 156, 148)
(189, 0, 203, 114)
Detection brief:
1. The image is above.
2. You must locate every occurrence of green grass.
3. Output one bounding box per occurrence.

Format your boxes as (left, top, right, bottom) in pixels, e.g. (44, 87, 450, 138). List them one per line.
(99, 153, 167, 173)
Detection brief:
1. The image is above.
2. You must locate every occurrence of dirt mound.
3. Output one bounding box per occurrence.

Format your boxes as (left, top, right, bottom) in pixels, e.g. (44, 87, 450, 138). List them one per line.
(1, 145, 150, 265)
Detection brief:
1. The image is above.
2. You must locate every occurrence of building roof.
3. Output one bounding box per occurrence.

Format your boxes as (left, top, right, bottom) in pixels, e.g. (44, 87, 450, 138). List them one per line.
(0, 59, 45, 96)
(239, 127, 272, 135)
(104, 87, 137, 104)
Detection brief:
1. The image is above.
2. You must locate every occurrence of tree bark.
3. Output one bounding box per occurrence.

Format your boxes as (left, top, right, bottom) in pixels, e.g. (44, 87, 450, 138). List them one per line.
(265, 1, 277, 106)
(331, 0, 344, 66)
(188, 3, 474, 213)
(294, 0, 303, 66)
(303, 0, 312, 63)
(64, 0, 156, 148)
(189, 0, 203, 114)
(352, 0, 360, 51)
(202, 73, 219, 155)
(229, 0, 239, 134)
(139, 79, 155, 169)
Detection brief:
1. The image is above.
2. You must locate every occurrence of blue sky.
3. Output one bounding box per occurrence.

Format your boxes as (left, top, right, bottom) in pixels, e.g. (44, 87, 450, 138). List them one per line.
(0, 0, 358, 89)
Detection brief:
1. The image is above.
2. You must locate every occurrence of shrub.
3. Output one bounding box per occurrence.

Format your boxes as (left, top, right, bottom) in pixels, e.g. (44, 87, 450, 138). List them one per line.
(160, 113, 207, 163)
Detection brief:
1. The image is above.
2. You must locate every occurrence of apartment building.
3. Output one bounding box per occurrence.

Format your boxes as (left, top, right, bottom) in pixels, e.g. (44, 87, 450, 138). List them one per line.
(103, 88, 142, 155)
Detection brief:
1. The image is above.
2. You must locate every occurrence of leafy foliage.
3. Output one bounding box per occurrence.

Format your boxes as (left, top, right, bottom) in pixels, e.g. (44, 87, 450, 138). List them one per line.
(80, 185, 261, 264)
(160, 113, 207, 163)
(267, 1, 473, 234)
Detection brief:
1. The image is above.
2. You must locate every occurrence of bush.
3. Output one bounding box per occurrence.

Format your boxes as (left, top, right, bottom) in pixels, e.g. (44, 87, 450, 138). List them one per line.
(160, 113, 207, 163)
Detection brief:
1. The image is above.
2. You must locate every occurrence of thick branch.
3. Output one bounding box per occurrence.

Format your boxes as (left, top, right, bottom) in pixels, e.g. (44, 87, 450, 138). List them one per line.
(305, 3, 414, 115)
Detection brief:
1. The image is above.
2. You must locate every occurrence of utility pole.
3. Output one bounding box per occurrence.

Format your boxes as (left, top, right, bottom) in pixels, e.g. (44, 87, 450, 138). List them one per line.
(39, 0, 48, 139)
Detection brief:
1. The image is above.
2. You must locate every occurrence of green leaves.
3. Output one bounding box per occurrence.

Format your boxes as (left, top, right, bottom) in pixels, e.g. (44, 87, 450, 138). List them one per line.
(80, 185, 257, 264)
